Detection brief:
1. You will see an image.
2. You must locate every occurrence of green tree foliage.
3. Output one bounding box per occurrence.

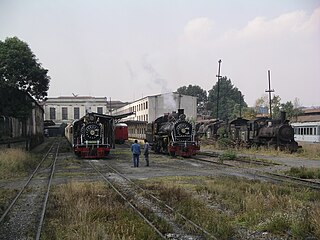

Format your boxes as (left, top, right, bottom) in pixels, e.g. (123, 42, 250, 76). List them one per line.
(254, 94, 303, 120)
(0, 37, 50, 118)
(0, 37, 50, 100)
(0, 86, 33, 118)
(242, 107, 257, 120)
(176, 84, 207, 105)
(207, 77, 247, 120)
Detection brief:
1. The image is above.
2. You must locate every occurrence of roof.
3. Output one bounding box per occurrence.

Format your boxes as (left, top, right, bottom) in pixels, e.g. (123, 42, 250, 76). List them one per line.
(291, 115, 320, 123)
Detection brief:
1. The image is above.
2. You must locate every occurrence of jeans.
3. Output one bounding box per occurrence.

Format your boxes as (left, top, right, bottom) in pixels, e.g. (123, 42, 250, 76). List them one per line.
(133, 154, 140, 167)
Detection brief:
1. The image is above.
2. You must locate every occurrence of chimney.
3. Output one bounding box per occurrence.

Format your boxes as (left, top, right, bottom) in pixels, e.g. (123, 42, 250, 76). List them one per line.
(280, 111, 286, 123)
(178, 109, 184, 116)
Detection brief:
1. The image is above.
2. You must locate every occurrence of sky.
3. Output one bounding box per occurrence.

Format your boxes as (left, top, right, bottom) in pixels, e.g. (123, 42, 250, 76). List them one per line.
(1, 0, 319, 107)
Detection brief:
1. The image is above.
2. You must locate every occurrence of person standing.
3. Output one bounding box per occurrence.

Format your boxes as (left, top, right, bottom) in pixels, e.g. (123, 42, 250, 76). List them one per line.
(144, 139, 150, 166)
(131, 140, 141, 167)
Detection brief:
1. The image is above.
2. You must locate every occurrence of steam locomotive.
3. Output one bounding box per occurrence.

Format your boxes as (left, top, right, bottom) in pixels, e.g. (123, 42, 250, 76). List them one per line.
(231, 112, 298, 152)
(65, 112, 114, 158)
(65, 112, 134, 158)
(198, 111, 299, 152)
(146, 109, 200, 157)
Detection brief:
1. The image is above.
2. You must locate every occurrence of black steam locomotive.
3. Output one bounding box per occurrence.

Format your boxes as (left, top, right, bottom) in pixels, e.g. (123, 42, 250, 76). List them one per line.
(228, 112, 299, 152)
(65, 112, 134, 158)
(65, 112, 114, 158)
(146, 109, 200, 157)
(198, 112, 299, 152)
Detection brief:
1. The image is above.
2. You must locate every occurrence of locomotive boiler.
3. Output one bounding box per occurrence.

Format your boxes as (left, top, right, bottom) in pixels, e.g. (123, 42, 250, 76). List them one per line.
(146, 109, 200, 157)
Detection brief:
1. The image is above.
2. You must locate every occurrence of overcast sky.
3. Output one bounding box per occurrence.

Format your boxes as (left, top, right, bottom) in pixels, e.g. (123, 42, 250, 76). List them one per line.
(1, 0, 319, 107)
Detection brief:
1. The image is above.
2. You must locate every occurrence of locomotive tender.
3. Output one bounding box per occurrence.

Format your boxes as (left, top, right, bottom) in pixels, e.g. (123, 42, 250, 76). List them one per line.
(146, 109, 200, 157)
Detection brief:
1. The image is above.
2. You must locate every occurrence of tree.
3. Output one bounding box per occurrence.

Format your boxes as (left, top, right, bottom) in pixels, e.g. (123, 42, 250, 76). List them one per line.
(207, 77, 247, 120)
(254, 95, 303, 120)
(176, 84, 207, 105)
(177, 85, 208, 114)
(0, 37, 50, 100)
(271, 95, 282, 119)
(0, 37, 50, 118)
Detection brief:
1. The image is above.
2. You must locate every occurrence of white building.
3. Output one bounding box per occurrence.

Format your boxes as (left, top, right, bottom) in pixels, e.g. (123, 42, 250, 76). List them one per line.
(113, 92, 198, 123)
(42, 96, 127, 124)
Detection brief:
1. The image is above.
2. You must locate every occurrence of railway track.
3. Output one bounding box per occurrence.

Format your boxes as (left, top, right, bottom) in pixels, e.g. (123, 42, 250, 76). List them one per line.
(89, 161, 217, 240)
(198, 151, 280, 166)
(194, 153, 320, 191)
(0, 141, 60, 240)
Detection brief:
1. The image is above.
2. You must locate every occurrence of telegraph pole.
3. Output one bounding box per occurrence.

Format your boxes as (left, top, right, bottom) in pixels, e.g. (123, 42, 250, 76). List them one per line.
(265, 70, 274, 118)
(239, 92, 242, 118)
(216, 59, 222, 119)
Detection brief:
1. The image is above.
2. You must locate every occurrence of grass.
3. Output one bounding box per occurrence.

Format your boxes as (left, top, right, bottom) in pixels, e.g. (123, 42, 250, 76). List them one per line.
(42, 182, 162, 240)
(0, 188, 18, 216)
(295, 142, 320, 159)
(218, 150, 237, 161)
(285, 166, 320, 179)
(0, 148, 39, 179)
(201, 139, 320, 160)
(140, 175, 320, 239)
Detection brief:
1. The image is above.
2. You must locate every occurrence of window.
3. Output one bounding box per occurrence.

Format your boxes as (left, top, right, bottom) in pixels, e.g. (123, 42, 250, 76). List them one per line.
(146, 102, 148, 109)
(50, 107, 56, 120)
(62, 107, 68, 120)
(97, 107, 103, 114)
(74, 107, 80, 119)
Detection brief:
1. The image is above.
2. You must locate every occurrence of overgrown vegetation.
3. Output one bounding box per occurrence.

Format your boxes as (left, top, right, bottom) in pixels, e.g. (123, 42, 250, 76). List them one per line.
(218, 150, 237, 161)
(0, 188, 18, 216)
(141, 176, 320, 239)
(202, 139, 320, 160)
(285, 166, 320, 179)
(295, 143, 320, 159)
(42, 182, 162, 240)
(0, 148, 39, 179)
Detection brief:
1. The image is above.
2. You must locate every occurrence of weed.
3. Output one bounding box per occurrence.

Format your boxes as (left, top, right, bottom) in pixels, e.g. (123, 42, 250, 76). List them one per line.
(0, 149, 39, 179)
(42, 182, 161, 240)
(219, 150, 237, 161)
(285, 166, 320, 179)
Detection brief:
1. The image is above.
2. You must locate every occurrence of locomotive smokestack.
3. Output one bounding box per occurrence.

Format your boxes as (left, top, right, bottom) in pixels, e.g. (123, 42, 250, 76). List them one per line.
(178, 109, 184, 116)
(280, 111, 286, 123)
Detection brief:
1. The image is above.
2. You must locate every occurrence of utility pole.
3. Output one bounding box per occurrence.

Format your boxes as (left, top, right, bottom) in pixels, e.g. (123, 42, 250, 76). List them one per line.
(265, 70, 274, 118)
(239, 92, 242, 118)
(216, 59, 222, 119)
(109, 97, 112, 115)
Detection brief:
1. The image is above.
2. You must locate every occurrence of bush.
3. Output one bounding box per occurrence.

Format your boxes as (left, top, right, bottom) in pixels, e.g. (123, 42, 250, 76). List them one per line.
(219, 150, 237, 161)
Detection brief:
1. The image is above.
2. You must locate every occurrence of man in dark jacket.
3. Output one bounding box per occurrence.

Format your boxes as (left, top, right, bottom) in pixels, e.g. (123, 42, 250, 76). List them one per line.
(131, 140, 141, 167)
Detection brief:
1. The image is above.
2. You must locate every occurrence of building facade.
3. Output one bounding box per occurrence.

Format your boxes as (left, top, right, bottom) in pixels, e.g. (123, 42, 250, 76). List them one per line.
(42, 96, 127, 124)
(291, 108, 320, 143)
(113, 92, 198, 123)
